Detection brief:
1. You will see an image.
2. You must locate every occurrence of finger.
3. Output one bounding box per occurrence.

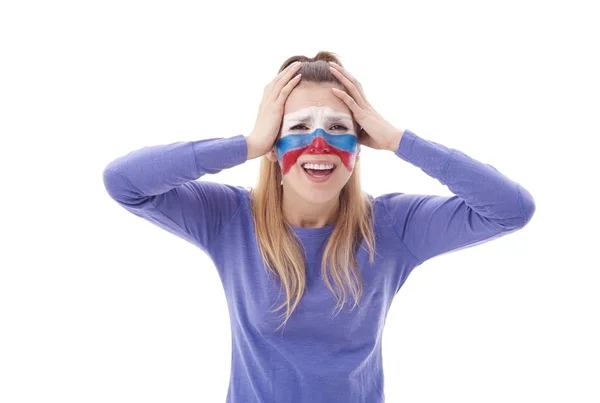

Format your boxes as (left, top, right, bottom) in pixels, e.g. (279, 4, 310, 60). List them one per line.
(329, 67, 368, 110)
(329, 62, 368, 108)
(265, 61, 301, 93)
(270, 62, 303, 100)
(329, 64, 369, 108)
(331, 88, 364, 118)
(330, 62, 363, 90)
(276, 73, 302, 105)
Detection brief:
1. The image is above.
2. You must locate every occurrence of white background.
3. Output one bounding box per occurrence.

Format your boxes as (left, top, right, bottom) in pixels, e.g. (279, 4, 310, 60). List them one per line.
(1, 0, 598, 402)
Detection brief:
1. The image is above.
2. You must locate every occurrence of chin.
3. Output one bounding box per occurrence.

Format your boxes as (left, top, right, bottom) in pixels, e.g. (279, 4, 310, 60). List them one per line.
(300, 173, 348, 201)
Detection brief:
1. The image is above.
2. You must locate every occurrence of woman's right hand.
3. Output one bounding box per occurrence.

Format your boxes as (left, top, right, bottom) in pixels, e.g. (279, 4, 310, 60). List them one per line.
(245, 61, 303, 160)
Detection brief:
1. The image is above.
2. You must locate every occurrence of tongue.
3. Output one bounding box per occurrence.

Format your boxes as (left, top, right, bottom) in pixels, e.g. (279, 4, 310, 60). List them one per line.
(306, 168, 333, 176)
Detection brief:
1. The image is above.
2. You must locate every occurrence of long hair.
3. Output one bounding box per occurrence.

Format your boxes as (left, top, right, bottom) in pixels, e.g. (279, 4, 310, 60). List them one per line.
(249, 50, 376, 333)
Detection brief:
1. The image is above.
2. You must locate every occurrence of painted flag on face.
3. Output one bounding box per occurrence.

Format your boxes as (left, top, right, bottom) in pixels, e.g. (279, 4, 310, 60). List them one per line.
(275, 128, 358, 175)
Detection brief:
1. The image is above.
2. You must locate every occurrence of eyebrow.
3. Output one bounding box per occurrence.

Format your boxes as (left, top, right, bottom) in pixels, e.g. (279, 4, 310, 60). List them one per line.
(285, 114, 353, 125)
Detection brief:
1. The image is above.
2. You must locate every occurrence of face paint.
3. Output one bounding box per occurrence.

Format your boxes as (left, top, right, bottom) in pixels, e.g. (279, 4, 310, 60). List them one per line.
(276, 128, 358, 175)
(276, 108, 358, 175)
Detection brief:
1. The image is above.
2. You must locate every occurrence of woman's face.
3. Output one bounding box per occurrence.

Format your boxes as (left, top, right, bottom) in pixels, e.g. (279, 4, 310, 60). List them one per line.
(267, 81, 361, 203)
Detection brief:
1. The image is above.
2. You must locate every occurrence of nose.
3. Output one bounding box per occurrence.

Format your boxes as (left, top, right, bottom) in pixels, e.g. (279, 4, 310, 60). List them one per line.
(308, 136, 331, 154)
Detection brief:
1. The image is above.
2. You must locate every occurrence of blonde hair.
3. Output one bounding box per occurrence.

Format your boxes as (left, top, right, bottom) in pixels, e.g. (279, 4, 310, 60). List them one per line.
(249, 51, 376, 333)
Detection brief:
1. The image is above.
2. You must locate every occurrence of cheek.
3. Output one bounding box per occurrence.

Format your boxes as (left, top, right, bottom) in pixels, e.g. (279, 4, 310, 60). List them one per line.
(275, 133, 358, 175)
(275, 140, 303, 176)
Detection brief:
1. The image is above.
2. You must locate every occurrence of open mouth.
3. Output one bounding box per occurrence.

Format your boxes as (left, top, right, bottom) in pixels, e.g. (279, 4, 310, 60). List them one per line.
(301, 162, 337, 181)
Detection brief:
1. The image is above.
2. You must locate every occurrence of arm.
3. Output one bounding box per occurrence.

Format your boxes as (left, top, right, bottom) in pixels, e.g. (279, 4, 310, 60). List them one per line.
(378, 129, 536, 265)
(102, 134, 249, 254)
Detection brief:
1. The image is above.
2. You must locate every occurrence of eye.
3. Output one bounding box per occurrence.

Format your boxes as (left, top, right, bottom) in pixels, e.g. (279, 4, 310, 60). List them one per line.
(331, 124, 349, 131)
(290, 124, 308, 131)
(289, 124, 349, 131)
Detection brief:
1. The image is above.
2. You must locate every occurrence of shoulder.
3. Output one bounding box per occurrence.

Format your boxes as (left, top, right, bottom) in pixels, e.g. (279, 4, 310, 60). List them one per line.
(370, 191, 433, 227)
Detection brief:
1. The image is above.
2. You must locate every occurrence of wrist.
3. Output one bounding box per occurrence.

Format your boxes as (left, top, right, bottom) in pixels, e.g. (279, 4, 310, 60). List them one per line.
(387, 129, 405, 152)
(244, 135, 267, 160)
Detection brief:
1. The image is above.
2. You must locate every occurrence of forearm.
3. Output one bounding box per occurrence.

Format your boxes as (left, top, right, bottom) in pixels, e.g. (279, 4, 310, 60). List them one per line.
(103, 135, 248, 201)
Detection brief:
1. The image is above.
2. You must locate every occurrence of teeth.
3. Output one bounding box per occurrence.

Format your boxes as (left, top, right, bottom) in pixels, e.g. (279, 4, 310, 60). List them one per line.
(302, 163, 335, 170)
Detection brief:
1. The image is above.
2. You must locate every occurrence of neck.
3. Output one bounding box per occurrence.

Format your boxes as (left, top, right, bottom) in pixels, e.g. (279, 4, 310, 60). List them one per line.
(281, 186, 340, 228)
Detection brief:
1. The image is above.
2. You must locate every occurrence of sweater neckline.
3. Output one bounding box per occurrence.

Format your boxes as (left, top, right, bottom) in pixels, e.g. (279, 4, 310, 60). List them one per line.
(288, 222, 336, 238)
(245, 188, 337, 237)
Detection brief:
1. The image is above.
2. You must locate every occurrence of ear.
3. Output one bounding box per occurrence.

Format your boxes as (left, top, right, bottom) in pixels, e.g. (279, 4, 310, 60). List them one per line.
(265, 147, 278, 162)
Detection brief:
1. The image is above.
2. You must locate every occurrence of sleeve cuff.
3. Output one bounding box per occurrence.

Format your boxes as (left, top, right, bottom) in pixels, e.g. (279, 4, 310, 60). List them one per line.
(395, 129, 417, 159)
(393, 129, 454, 179)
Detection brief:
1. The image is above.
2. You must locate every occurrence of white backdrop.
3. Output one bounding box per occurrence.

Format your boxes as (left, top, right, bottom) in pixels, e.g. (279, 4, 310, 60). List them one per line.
(1, 0, 598, 402)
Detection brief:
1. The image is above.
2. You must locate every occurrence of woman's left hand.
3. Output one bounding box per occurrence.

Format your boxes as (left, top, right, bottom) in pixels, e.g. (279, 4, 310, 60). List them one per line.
(329, 62, 404, 152)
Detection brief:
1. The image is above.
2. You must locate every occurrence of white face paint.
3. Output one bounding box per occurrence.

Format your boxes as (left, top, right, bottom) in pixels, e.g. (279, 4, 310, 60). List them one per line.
(282, 107, 356, 136)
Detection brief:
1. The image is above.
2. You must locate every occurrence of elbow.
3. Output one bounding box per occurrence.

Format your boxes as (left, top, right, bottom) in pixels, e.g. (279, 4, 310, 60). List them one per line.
(102, 166, 124, 201)
(102, 166, 137, 205)
(494, 184, 536, 231)
(102, 166, 150, 209)
(518, 184, 536, 227)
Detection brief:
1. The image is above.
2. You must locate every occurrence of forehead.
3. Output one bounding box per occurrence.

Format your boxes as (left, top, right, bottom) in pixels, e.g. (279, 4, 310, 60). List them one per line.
(283, 82, 351, 118)
(282, 106, 353, 125)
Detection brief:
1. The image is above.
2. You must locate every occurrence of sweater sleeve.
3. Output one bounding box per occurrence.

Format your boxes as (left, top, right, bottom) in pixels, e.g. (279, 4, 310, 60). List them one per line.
(378, 129, 536, 265)
(102, 134, 248, 254)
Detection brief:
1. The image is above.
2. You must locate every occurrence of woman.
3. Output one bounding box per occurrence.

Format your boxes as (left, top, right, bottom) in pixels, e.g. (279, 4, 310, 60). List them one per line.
(103, 51, 535, 403)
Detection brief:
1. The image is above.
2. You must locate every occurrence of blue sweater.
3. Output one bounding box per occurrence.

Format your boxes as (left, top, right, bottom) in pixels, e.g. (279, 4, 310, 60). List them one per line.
(102, 129, 535, 402)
